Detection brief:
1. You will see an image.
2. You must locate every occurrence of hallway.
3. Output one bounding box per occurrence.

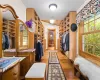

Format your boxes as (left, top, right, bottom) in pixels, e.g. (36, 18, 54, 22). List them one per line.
(41, 49, 79, 80)
(0, 0, 100, 80)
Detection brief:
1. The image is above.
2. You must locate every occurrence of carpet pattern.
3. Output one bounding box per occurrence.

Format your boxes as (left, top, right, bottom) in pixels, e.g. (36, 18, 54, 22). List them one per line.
(48, 51, 66, 80)
(49, 52, 59, 64)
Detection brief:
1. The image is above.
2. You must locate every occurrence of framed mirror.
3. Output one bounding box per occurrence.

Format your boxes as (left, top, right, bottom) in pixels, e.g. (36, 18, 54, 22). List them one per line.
(18, 20, 29, 50)
(0, 4, 18, 57)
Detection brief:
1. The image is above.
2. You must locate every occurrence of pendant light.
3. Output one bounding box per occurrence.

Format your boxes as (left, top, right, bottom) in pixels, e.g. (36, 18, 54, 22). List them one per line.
(50, 19, 55, 24)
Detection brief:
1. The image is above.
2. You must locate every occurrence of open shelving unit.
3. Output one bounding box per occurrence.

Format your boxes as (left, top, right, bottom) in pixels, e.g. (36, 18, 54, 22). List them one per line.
(59, 11, 77, 59)
(3, 20, 16, 48)
(26, 8, 45, 48)
(35, 16, 44, 45)
(3, 20, 16, 37)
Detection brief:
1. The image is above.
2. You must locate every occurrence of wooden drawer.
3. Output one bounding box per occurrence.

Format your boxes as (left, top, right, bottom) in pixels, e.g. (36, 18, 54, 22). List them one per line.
(13, 63, 20, 80)
(2, 63, 20, 80)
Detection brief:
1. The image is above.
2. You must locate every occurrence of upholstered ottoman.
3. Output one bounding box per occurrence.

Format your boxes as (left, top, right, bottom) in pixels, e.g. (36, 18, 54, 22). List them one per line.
(25, 63, 46, 80)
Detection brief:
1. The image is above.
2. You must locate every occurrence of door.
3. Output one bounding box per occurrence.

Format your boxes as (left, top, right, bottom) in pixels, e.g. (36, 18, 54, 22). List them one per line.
(48, 29, 56, 50)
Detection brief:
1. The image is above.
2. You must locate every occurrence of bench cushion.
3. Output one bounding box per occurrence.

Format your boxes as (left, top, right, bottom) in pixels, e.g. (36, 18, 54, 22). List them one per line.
(25, 63, 46, 78)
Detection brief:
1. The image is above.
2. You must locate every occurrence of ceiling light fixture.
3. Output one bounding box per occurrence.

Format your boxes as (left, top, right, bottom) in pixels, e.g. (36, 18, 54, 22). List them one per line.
(50, 19, 55, 24)
(49, 4, 57, 11)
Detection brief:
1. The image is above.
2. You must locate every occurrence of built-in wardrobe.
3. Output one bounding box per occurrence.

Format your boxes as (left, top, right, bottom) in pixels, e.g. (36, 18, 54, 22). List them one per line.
(0, 4, 35, 80)
(59, 11, 77, 61)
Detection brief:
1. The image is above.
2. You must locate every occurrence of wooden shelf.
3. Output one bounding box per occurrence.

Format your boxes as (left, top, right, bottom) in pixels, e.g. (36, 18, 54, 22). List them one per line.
(59, 11, 76, 52)
(3, 20, 16, 38)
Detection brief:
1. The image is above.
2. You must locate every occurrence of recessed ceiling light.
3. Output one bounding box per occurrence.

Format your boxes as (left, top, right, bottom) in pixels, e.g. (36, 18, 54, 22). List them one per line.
(49, 4, 57, 11)
(50, 19, 55, 24)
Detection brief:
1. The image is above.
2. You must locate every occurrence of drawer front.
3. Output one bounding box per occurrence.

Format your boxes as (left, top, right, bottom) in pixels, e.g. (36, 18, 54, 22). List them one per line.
(2, 63, 20, 80)
(13, 63, 20, 80)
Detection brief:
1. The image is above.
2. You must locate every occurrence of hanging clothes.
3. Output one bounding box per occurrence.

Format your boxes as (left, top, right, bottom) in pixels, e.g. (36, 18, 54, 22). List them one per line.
(2, 32, 6, 50)
(4, 33, 9, 49)
(35, 40, 43, 61)
(61, 32, 69, 52)
(65, 33, 69, 51)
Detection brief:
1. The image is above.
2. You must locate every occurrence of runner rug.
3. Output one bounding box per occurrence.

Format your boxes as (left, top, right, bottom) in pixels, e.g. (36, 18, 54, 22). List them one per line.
(48, 51, 66, 80)
(49, 52, 59, 64)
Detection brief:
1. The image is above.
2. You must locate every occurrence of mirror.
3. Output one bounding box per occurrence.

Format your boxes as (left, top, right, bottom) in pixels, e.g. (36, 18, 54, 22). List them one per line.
(2, 9, 16, 50)
(0, 4, 18, 57)
(19, 20, 28, 50)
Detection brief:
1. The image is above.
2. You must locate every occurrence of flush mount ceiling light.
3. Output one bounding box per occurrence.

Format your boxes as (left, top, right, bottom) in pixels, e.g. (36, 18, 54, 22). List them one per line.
(49, 4, 57, 11)
(50, 19, 55, 24)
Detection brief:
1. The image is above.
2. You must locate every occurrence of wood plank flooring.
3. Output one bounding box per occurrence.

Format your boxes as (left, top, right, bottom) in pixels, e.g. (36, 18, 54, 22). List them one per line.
(41, 50, 80, 80)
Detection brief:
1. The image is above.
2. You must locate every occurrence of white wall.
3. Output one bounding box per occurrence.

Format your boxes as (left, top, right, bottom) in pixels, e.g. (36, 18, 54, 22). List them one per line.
(42, 21, 59, 49)
(0, 0, 26, 21)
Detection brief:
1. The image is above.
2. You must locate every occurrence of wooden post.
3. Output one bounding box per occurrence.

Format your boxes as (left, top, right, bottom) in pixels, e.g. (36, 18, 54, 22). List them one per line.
(69, 12, 77, 60)
(15, 19, 20, 55)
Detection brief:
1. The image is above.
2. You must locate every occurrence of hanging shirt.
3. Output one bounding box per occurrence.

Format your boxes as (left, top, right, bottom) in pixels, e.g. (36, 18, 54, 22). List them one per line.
(4, 34, 9, 49)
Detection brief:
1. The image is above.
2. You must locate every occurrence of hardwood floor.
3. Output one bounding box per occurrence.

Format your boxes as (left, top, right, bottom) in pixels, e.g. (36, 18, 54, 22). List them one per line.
(48, 47, 55, 50)
(41, 50, 80, 80)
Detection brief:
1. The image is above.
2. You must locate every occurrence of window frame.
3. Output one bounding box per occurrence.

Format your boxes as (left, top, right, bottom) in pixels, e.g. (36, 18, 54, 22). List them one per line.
(78, 19, 100, 66)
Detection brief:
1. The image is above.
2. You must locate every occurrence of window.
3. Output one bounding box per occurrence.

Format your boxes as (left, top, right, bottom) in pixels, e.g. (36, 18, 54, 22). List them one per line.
(23, 29, 28, 46)
(82, 14, 100, 57)
(19, 25, 28, 48)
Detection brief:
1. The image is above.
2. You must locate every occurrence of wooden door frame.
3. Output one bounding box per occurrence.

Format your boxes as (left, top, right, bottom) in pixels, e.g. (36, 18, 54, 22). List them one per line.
(47, 29, 56, 50)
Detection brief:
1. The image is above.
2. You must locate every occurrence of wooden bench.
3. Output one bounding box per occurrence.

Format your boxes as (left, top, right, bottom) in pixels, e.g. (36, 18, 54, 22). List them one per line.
(25, 63, 46, 80)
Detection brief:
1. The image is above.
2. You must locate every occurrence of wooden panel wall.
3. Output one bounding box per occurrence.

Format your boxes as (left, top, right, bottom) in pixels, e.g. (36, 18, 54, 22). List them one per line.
(26, 8, 35, 48)
(69, 12, 77, 60)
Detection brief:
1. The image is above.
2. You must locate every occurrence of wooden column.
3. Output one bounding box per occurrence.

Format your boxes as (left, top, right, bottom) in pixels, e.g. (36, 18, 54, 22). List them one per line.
(68, 12, 77, 60)
(26, 8, 36, 48)
(0, 8, 2, 57)
(79, 21, 84, 53)
(16, 19, 20, 54)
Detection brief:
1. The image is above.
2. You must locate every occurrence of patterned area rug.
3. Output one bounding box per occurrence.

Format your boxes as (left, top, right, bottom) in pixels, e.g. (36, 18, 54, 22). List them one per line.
(48, 51, 66, 80)
(49, 52, 59, 64)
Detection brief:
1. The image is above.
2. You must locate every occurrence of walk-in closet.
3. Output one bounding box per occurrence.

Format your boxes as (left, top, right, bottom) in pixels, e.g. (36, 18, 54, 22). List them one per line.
(0, 0, 100, 80)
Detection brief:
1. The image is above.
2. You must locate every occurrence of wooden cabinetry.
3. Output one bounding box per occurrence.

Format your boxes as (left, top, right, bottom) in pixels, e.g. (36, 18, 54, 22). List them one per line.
(3, 20, 16, 37)
(2, 63, 20, 80)
(3, 20, 16, 49)
(18, 51, 35, 79)
(26, 8, 44, 46)
(59, 11, 77, 60)
(35, 16, 44, 44)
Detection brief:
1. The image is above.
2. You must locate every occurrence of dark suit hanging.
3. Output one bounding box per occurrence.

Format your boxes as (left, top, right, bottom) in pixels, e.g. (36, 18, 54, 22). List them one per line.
(35, 41, 43, 61)
(65, 33, 69, 51)
(4, 34, 9, 49)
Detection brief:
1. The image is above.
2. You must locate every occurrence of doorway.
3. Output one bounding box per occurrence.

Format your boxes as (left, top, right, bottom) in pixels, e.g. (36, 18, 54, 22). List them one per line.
(48, 29, 56, 50)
